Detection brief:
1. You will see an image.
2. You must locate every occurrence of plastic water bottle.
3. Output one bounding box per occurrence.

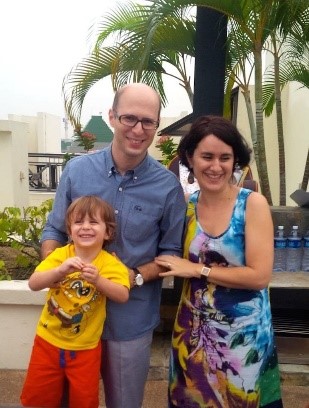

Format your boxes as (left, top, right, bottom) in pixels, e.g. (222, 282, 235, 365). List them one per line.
(273, 226, 287, 271)
(301, 230, 309, 271)
(286, 225, 302, 272)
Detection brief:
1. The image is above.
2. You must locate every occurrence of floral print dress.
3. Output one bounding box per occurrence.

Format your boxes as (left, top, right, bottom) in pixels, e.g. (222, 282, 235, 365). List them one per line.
(168, 189, 283, 408)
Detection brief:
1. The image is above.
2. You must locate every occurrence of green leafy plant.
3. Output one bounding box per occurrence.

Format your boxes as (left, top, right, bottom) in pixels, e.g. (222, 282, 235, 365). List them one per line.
(74, 124, 96, 153)
(0, 199, 53, 279)
(62, 152, 76, 168)
(0, 259, 11, 281)
(155, 135, 178, 165)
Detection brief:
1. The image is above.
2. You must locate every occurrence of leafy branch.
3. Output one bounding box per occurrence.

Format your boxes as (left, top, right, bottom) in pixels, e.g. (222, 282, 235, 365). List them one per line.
(0, 199, 53, 280)
(155, 135, 178, 165)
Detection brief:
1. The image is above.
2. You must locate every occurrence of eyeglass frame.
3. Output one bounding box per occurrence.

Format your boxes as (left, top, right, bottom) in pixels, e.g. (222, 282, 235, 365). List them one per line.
(113, 111, 160, 130)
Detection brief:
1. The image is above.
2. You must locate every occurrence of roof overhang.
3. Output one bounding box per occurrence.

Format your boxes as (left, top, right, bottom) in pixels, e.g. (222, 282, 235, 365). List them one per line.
(158, 113, 194, 137)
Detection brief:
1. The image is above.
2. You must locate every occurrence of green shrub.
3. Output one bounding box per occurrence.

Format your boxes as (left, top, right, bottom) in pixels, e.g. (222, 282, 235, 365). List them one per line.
(0, 259, 11, 281)
(0, 199, 53, 280)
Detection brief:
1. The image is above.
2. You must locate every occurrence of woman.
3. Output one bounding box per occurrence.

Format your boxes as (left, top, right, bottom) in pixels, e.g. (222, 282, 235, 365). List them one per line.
(156, 116, 282, 407)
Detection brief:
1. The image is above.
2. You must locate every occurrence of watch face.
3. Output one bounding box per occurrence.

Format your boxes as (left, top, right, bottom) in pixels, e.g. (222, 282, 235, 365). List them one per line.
(200, 266, 211, 278)
(135, 274, 144, 286)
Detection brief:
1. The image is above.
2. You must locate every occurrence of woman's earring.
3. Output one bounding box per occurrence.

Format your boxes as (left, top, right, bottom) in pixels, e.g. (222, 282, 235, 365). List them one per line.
(232, 163, 241, 185)
(187, 169, 195, 184)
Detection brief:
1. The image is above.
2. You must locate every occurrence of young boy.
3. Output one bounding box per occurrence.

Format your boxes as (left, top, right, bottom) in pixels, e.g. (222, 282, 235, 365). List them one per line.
(21, 196, 130, 408)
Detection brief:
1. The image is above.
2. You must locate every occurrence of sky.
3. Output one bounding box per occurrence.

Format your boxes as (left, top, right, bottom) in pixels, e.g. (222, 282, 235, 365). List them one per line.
(0, 0, 191, 136)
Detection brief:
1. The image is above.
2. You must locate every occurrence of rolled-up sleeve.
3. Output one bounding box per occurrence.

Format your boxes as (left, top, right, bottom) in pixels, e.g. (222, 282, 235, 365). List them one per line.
(158, 183, 186, 256)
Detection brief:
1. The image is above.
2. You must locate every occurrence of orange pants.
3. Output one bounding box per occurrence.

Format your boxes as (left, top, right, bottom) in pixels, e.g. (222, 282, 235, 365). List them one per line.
(20, 335, 101, 408)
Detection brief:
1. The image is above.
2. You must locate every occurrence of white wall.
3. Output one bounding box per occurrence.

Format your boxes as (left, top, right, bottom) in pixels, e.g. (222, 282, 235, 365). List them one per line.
(0, 113, 62, 209)
(283, 84, 309, 198)
(0, 120, 29, 209)
(8, 114, 38, 152)
(0, 280, 46, 369)
(37, 112, 62, 153)
(8, 112, 62, 154)
(29, 192, 55, 207)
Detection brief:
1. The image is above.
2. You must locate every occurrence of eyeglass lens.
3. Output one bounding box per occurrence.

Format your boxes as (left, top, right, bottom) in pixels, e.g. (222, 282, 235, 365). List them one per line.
(117, 114, 158, 130)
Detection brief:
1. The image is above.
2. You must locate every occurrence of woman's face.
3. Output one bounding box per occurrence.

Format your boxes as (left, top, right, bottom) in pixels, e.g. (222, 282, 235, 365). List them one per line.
(188, 134, 234, 193)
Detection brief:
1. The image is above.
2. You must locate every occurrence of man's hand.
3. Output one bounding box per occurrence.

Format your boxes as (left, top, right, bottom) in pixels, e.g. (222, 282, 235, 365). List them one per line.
(41, 240, 63, 260)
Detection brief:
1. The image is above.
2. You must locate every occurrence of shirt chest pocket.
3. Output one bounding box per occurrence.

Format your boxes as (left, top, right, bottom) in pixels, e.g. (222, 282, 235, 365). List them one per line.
(122, 202, 162, 242)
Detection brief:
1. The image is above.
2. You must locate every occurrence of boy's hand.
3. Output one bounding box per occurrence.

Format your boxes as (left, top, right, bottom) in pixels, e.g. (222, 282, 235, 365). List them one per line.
(57, 256, 85, 279)
(80, 264, 99, 284)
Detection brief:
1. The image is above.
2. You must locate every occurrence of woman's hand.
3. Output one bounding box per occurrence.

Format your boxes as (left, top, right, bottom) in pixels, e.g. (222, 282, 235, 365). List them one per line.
(155, 255, 202, 279)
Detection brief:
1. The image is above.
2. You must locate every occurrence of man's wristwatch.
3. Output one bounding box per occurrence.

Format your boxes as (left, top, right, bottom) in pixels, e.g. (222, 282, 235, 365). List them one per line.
(133, 267, 144, 287)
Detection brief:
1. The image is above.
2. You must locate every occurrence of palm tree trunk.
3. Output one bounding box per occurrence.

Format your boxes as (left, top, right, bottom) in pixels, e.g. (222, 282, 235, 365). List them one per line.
(273, 42, 286, 205)
(254, 47, 273, 205)
(241, 88, 257, 148)
(182, 80, 194, 107)
(301, 148, 309, 191)
(241, 87, 261, 187)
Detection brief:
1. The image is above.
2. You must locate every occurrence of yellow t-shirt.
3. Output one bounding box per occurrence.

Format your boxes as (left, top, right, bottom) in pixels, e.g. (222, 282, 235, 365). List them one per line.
(35, 244, 129, 350)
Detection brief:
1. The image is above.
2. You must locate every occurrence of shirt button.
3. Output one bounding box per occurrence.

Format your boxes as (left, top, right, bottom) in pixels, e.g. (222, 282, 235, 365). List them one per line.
(119, 187, 123, 191)
(115, 209, 119, 215)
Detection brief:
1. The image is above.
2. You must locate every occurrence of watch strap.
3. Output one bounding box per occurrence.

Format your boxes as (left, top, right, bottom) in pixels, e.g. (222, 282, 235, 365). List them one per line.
(133, 267, 141, 276)
(133, 267, 144, 287)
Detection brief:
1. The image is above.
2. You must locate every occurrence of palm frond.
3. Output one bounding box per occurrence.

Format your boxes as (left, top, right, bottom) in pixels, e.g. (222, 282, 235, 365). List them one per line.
(63, 47, 118, 127)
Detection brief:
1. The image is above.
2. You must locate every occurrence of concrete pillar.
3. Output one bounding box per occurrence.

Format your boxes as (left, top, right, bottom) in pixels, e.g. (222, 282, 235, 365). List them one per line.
(193, 7, 227, 117)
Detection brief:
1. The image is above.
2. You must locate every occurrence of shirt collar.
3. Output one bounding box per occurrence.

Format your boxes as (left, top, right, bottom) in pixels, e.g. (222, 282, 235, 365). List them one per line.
(105, 145, 116, 177)
(106, 144, 150, 180)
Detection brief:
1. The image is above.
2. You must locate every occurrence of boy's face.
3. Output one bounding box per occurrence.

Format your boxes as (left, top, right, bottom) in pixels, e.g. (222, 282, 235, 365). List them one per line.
(69, 210, 109, 250)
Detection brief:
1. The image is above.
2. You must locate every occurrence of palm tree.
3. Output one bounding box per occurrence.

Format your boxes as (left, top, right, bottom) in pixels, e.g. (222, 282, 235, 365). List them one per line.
(225, 20, 257, 154)
(141, 1, 269, 200)
(63, 1, 195, 129)
(143, 0, 308, 204)
(262, 6, 309, 204)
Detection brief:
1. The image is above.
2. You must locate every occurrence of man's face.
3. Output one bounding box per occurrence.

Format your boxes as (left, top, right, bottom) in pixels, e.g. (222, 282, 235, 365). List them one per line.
(109, 86, 160, 164)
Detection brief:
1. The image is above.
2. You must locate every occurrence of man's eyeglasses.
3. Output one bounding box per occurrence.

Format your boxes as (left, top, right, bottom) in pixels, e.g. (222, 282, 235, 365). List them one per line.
(114, 112, 159, 130)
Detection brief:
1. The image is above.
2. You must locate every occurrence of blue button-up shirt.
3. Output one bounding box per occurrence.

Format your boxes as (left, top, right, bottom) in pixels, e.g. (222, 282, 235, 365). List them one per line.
(42, 145, 186, 340)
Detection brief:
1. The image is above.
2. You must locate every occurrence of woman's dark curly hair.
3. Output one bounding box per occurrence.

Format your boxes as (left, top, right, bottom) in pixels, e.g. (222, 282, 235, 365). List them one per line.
(177, 115, 252, 171)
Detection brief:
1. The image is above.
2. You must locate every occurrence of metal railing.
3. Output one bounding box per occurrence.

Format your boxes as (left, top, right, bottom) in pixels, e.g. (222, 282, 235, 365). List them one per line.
(28, 153, 66, 192)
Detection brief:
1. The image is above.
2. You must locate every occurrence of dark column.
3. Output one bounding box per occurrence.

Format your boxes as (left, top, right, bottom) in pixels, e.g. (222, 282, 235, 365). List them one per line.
(193, 7, 227, 118)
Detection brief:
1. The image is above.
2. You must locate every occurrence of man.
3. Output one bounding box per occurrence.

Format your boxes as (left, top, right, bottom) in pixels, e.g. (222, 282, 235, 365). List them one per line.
(41, 83, 186, 408)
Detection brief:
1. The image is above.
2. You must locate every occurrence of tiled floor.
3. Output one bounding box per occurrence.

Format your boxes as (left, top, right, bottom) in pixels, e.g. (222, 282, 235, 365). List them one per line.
(0, 372, 309, 408)
(1, 332, 308, 407)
